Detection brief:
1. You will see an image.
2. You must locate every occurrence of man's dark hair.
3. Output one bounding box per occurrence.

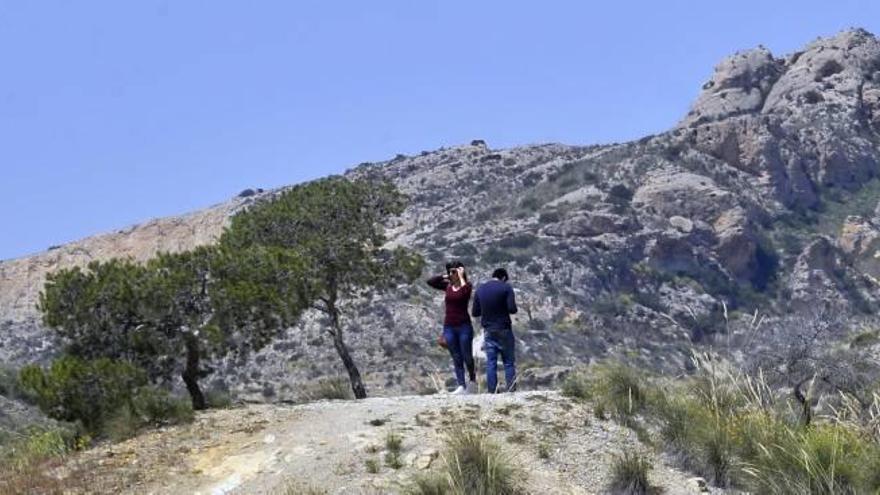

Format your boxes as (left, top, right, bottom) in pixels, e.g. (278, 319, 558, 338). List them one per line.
(492, 268, 509, 281)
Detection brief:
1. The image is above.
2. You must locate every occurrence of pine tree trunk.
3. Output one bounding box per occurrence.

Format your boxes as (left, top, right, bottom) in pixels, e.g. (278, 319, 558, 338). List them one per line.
(182, 335, 208, 410)
(327, 300, 367, 399)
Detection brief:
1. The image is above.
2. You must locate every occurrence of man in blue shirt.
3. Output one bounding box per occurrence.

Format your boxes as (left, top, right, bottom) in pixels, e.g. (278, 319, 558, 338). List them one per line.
(472, 268, 518, 393)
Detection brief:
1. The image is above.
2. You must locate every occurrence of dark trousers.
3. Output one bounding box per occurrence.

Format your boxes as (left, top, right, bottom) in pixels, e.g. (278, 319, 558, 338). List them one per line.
(443, 323, 475, 387)
(485, 327, 516, 393)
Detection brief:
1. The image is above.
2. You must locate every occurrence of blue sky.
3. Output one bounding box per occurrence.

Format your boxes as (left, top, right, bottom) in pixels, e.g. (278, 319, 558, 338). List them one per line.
(1, 1, 878, 260)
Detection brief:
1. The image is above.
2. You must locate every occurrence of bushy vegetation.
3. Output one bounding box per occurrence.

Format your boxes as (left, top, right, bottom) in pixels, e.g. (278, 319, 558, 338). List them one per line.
(564, 358, 880, 493)
(607, 449, 655, 495)
(17, 356, 193, 439)
(0, 425, 86, 495)
(408, 429, 526, 495)
(384, 430, 404, 469)
(561, 363, 647, 424)
(303, 376, 354, 402)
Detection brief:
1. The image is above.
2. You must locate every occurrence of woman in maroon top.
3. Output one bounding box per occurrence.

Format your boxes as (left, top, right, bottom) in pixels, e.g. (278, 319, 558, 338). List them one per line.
(427, 261, 476, 394)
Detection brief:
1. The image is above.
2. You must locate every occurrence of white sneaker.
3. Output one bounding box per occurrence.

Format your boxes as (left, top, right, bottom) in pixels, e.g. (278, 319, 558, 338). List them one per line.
(466, 382, 478, 394)
(450, 385, 466, 395)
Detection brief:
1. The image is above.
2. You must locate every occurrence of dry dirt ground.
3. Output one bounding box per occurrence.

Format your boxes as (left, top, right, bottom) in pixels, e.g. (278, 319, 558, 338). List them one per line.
(54, 391, 724, 494)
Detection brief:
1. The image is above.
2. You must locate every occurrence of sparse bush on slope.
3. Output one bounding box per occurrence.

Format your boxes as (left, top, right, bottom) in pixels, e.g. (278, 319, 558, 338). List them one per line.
(608, 449, 656, 495)
(409, 429, 527, 495)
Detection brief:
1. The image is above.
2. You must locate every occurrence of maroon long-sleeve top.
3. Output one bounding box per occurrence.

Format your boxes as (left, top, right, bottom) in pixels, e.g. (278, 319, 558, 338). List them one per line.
(427, 275, 473, 326)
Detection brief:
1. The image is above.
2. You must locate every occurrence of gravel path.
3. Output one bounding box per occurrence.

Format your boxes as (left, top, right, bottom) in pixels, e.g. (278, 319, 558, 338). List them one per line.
(60, 391, 726, 494)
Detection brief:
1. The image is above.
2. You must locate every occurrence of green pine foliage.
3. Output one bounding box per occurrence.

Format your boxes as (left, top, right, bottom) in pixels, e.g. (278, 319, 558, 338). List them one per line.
(221, 177, 424, 398)
(35, 176, 420, 409)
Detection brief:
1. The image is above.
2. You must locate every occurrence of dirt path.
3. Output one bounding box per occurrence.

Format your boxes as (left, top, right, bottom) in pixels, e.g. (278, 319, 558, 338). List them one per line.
(61, 391, 719, 494)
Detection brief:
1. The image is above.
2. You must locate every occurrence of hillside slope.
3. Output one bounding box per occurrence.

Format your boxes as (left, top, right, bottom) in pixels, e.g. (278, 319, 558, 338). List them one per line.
(2, 28, 880, 402)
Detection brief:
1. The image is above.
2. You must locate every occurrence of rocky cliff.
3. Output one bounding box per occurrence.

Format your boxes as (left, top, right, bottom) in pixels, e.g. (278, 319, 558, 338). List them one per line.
(3, 29, 880, 402)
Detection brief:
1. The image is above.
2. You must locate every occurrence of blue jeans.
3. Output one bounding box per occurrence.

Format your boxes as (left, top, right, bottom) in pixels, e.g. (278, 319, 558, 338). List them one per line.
(485, 327, 516, 393)
(443, 323, 475, 387)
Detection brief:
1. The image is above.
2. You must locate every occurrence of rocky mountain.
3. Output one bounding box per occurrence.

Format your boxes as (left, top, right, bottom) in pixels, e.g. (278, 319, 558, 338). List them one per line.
(3, 29, 880, 403)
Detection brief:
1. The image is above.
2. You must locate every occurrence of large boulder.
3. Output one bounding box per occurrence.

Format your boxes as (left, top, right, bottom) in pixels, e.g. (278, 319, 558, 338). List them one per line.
(713, 207, 760, 283)
(838, 215, 880, 284)
(763, 29, 880, 113)
(680, 47, 784, 127)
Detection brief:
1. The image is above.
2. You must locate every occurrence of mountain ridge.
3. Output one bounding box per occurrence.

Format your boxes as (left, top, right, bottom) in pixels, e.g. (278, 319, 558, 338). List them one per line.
(2, 28, 880, 403)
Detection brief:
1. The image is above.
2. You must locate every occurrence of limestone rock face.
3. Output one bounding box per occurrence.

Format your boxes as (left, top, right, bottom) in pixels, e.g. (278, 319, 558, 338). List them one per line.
(543, 211, 636, 238)
(763, 29, 880, 113)
(838, 215, 880, 283)
(788, 237, 850, 309)
(681, 47, 783, 127)
(713, 207, 759, 283)
(632, 170, 735, 222)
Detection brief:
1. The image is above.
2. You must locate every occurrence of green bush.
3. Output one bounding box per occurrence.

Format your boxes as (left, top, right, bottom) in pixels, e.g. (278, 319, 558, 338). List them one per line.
(0, 425, 87, 494)
(0, 425, 78, 472)
(408, 429, 526, 495)
(560, 370, 593, 401)
(498, 234, 538, 250)
(0, 366, 23, 398)
(304, 376, 354, 401)
(18, 356, 147, 434)
(562, 363, 647, 423)
(537, 211, 561, 224)
(742, 421, 880, 494)
(444, 429, 526, 495)
(607, 449, 655, 495)
(18, 356, 192, 439)
(384, 430, 404, 469)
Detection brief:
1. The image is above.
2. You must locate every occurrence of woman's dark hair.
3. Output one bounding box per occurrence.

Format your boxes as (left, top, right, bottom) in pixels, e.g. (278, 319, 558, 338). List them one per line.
(447, 260, 468, 284)
(492, 268, 509, 281)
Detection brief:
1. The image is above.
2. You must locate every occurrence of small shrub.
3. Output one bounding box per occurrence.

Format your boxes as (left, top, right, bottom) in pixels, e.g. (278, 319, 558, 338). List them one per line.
(518, 197, 541, 212)
(452, 243, 478, 257)
(560, 371, 593, 401)
(131, 387, 194, 426)
(607, 449, 655, 495)
(0, 426, 77, 472)
(0, 366, 23, 398)
(537, 211, 561, 224)
(537, 442, 551, 459)
(443, 429, 526, 495)
(278, 480, 328, 495)
(205, 389, 234, 409)
(482, 247, 514, 265)
(304, 376, 353, 401)
(365, 457, 380, 473)
(564, 363, 647, 422)
(498, 234, 538, 250)
(385, 431, 404, 469)
(408, 473, 450, 495)
(608, 184, 634, 205)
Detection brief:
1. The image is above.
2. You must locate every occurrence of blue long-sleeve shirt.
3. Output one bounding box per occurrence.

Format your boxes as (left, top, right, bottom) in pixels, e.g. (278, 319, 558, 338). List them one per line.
(472, 279, 518, 330)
